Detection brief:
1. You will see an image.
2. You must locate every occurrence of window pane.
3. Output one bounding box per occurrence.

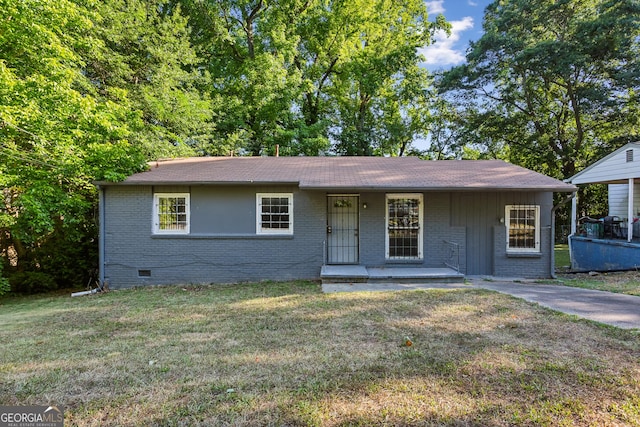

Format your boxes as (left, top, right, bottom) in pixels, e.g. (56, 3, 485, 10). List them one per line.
(156, 195, 189, 233)
(388, 229, 419, 257)
(508, 206, 537, 250)
(259, 195, 292, 233)
(387, 196, 421, 259)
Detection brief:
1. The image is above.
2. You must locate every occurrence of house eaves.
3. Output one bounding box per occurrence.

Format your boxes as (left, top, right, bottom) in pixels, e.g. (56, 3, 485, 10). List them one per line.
(97, 156, 576, 192)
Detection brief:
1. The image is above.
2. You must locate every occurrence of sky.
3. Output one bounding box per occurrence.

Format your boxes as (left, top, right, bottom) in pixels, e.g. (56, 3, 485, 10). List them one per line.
(419, 0, 493, 72)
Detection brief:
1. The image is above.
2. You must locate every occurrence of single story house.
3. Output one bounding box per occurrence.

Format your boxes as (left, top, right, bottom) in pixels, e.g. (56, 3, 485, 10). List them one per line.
(566, 142, 640, 271)
(96, 156, 575, 288)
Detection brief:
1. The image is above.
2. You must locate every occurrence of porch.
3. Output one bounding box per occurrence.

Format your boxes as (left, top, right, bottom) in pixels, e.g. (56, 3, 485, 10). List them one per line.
(320, 265, 464, 284)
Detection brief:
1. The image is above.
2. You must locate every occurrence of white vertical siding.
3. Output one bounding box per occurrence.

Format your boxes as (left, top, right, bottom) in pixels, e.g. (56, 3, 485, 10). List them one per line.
(608, 183, 640, 219)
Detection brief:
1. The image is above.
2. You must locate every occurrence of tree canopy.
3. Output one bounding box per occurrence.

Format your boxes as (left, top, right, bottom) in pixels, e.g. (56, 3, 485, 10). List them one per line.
(3, 0, 638, 293)
(438, 0, 640, 178)
(0, 0, 447, 292)
(177, 0, 448, 156)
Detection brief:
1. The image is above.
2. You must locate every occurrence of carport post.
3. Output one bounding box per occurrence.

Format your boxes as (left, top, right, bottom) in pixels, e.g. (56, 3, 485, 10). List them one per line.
(628, 178, 634, 242)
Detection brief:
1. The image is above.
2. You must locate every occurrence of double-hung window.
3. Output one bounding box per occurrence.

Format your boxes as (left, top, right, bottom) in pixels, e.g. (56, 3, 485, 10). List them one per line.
(153, 193, 190, 234)
(386, 194, 423, 259)
(505, 205, 540, 252)
(257, 193, 293, 235)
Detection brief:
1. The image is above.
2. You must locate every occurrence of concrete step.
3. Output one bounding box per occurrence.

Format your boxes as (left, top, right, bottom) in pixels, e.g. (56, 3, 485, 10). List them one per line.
(321, 265, 464, 284)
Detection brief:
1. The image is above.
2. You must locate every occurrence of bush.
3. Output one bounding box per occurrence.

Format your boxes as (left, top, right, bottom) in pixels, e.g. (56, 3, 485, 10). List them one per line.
(0, 262, 9, 297)
(9, 271, 58, 294)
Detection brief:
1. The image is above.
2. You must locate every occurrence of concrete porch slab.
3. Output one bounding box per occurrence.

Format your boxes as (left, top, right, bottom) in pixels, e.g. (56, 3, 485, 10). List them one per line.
(367, 267, 462, 279)
(320, 265, 464, 284)
(320, 265, 369, 279)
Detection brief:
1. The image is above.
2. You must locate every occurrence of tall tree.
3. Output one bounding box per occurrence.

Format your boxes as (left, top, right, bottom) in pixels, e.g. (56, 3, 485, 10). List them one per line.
(179, 0, 448, 156)
(0, 0, 146, 291)
(176, 0, 306, 156)
(439, 0, 640, 178)
(76, 0, 214, 159)
(330, 0, 447, 156)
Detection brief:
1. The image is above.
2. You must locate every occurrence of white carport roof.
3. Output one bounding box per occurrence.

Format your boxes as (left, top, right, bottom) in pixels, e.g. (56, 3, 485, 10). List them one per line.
(567, 142, 640, 185)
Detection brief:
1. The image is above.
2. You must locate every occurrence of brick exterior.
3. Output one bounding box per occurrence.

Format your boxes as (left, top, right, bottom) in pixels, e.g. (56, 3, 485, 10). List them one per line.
(102, 186, 555, 288)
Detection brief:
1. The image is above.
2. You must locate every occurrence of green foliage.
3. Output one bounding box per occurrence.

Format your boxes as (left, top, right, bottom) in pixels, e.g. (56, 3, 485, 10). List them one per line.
(77, 0, 215, 159)
(179, 0, 448, 156)
(0, 262, 9, 297)
(0, 0, 148, 292)
(9, 272, 58, 294)
(438, 0, 640, 178)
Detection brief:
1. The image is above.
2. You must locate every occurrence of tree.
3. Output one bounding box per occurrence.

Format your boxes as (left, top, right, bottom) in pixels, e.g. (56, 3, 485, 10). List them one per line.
(76, 0, 215, 159)
(0, 0, 146, 291)
(439, 0, 640, 178)
(314, 0, 448, 156)
(179, 0, 448, 156)
(175, 0, 307, 155)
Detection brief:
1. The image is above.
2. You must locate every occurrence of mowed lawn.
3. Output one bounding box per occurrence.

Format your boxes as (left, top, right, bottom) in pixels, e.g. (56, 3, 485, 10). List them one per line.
(555, 244, 640, 296)
(1, 282, 639, 426)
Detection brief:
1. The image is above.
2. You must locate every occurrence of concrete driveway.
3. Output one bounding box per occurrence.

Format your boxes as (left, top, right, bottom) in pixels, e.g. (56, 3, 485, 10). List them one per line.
(322, 279, 640, 330)
(468, 279, 640, 330)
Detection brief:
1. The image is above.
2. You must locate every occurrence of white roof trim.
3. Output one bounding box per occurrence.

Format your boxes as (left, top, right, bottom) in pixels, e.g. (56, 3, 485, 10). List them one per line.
(567, 142, 640, 184)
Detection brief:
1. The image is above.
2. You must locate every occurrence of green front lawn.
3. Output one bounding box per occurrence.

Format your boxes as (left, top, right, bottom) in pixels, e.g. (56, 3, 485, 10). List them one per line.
(554, 244, 570, 269)
(555, 244, 640, 295)
(1, 282, 639, 425)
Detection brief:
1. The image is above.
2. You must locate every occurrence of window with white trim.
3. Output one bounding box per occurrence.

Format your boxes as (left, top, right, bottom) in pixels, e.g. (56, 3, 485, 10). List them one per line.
(257, 193, 293, 234)
(505, 205, 540, 252)
(153, 193, 190, 234)
(386, 194, 423, 259)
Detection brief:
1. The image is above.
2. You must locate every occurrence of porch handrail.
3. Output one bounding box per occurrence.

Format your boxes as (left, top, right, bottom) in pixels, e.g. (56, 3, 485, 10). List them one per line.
(443, 240, 460, 272)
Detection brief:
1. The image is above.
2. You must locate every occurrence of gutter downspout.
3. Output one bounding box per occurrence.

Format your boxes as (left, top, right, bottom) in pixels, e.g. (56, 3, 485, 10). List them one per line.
(551, 192, 576, 279)
(98, 185, 106, 288)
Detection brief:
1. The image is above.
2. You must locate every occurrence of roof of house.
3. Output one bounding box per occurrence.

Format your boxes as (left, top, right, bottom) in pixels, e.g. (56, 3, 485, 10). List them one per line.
(100, 156, 576, 192)
(567, 142, 640, 185)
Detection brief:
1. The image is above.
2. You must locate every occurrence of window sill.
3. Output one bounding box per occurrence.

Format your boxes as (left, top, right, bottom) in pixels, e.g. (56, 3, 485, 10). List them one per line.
(506, 251, 542, 258)
(385, 259, 424, 264)
(151, 233, 294, 240)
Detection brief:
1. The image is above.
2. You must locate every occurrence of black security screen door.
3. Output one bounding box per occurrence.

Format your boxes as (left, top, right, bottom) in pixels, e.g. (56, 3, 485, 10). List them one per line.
(327, 195, 359, 264)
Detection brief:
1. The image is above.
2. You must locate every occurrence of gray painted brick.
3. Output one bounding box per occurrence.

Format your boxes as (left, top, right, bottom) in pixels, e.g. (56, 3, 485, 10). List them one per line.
(102, 186, 556, 288)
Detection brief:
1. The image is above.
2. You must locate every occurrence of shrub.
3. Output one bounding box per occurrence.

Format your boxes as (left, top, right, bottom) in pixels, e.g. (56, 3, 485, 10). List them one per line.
(9, 271, 58, 294)
(0, 262, 9, 297)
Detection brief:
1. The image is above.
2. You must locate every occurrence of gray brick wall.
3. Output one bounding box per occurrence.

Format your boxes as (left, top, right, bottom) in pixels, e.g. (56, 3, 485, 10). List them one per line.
(103, 185, 326, 288)
(102, 186, 555, 288)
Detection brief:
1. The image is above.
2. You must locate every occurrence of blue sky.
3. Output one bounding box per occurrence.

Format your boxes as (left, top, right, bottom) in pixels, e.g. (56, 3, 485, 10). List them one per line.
(419, 0, 493, 72)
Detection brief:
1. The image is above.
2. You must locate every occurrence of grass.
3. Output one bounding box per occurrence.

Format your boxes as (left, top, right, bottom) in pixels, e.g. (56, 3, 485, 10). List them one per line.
(1, 281, 639, 426)
(554, 244, 640, 295)
(554, 244, 570, 269)
(557, 271, 640, 296)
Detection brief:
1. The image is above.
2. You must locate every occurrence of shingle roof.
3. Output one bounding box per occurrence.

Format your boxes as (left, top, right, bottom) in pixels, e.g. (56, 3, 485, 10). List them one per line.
(101, 156, 575, 192)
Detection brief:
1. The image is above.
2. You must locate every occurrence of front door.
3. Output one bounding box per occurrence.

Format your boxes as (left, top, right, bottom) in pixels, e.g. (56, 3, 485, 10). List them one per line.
(327, 195, 359, 264)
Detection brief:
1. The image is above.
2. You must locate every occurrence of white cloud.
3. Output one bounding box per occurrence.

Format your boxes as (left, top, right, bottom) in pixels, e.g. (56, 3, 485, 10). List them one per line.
(424, 1, 446, 15)
(419, 16, 474, 68)
(468, 0, 478, 6)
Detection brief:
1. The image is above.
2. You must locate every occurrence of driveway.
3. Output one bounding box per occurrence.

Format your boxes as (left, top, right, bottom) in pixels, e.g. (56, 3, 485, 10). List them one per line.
(468, 279, 640, 330)
(322, 279, 640, 330)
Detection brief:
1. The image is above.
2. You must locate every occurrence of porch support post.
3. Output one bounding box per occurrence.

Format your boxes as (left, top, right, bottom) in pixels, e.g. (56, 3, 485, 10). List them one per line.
(570, 191, 578, 235)
(628, 178, 634, 242)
